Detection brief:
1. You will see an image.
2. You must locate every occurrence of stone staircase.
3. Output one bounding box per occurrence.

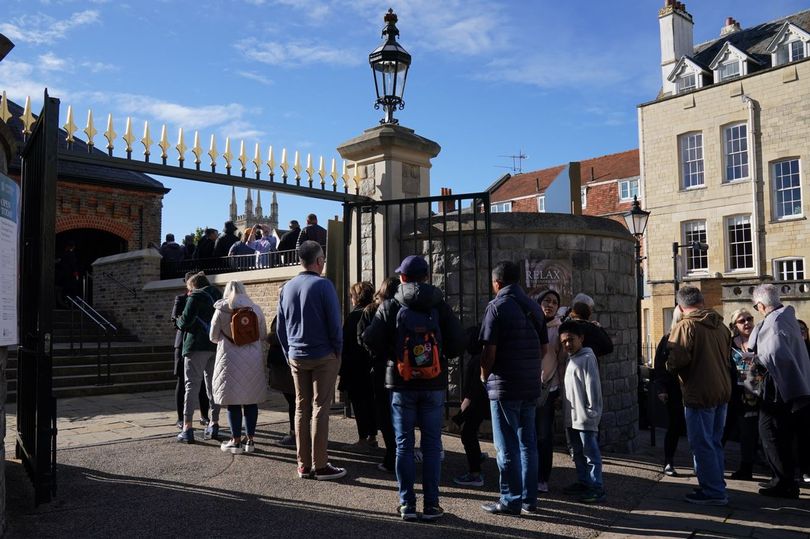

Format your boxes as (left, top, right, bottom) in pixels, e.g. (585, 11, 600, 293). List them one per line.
(5, 308, 175, 402)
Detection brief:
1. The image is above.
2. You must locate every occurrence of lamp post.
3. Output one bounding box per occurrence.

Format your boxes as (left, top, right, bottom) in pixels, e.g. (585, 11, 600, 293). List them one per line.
(368, 9, 411, 125)
(623, 195, 651, 365)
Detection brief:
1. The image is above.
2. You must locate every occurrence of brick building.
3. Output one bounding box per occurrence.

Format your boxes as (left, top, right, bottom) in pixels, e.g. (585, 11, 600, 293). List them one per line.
(640, 2, 810, 350)
(4, 98, 168, 280)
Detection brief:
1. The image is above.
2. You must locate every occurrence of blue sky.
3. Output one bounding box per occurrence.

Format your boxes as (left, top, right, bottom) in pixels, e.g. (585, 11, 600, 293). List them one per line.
(1, 0, 806, 239)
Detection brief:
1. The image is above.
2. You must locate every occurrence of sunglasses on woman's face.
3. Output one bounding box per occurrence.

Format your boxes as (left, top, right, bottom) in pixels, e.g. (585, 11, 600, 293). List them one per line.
(736, 316, 754, 324)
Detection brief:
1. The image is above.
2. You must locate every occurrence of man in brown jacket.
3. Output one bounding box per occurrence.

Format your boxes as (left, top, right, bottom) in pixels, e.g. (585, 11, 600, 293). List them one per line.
(667, 286, 731, 506)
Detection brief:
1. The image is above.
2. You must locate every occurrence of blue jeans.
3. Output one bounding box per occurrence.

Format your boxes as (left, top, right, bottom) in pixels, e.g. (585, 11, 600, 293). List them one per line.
(490, 399, 538, 510)
(568, 428, 603, 492)
(684, 404, 727, 498)
(227, 404, 258, 438)
(391, 389, 445, 508)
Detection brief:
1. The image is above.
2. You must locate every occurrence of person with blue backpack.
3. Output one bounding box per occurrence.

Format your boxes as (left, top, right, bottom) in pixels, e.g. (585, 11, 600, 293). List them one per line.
(362, 255, 464, 522)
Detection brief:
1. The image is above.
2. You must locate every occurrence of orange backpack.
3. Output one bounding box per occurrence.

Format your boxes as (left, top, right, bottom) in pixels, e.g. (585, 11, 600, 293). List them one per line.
(227, 307, 260, 346)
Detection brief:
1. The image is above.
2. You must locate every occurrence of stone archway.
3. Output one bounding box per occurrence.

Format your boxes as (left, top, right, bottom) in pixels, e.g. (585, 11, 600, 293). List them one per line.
(56, 215, 133, 240)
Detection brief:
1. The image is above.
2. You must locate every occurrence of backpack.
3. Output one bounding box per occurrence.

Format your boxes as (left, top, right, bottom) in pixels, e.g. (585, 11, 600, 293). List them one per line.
(395, 304, 442, 381)
(227, 307, 260, 346)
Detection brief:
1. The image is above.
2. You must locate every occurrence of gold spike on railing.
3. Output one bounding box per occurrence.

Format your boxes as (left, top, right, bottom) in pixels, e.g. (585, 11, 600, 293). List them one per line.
(176, 128, 187, 166)
(352, 162, 361, 191)
(223, 137, 233, 173)
(280, 148, 288, 181)
(122, 117, 135, 156)
(238, 140, 248, 175)
(141, 121, 153, 161)
(266, 145, 275, 180)
(252, 143, 261, 177)
(63, 105, 78, 144)
(84, 110, 97, 148)
(158, 125, 170, 163)
(192, 131, 202, 169)
(0, 92, 11, 124)
(104, 113, 116, 155)
(330, 158, 338, 189)
(305, 153, 314, 186)
(341, 160, 351, 191)
(208, 134, 219, 171)
(318, 156, 326, 187)
(293, 150, 301, 183)
(21, 97, 35, 136)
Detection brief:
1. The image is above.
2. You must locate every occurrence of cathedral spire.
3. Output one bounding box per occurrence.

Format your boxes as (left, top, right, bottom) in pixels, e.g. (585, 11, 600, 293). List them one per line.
(229, 186, 237, 221)
(245, 188, 254, 218)
(271, 192, 279, 230)
(255, 190, 263, 217)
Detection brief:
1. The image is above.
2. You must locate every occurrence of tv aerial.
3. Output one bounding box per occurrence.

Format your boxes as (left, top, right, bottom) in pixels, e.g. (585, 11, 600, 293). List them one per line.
(494, 150, 528, 174)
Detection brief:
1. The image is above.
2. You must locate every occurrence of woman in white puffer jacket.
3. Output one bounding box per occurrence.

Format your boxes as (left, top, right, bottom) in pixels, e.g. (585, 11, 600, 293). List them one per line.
(210, 280, 268, 454)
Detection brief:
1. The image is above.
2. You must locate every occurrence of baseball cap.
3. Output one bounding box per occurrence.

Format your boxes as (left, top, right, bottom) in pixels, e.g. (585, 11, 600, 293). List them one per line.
(395, 255, 428, 277)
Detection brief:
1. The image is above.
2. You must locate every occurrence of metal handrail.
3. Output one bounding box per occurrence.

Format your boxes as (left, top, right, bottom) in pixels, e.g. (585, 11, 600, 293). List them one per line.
(100, 271, 137, 298)
(65, 296, 116, 385)
(161, 249, 302, 279)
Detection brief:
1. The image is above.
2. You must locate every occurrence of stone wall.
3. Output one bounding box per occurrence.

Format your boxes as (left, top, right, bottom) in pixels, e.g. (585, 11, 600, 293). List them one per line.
(398, 212, 639, 452)
(92, 249, 301, 345)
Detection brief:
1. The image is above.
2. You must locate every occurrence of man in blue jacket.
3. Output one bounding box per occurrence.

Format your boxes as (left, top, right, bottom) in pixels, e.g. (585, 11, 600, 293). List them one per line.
(479, 261, 548, 515)
(277, 241, 345, 481)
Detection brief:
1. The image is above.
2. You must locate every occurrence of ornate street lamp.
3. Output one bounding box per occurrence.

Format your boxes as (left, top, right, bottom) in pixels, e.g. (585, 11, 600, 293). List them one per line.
(624, 195, 651, 238)
(369, 9, 411, 125)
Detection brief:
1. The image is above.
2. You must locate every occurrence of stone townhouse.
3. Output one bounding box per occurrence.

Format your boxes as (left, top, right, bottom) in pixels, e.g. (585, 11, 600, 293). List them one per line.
(640, 1, 810, 347)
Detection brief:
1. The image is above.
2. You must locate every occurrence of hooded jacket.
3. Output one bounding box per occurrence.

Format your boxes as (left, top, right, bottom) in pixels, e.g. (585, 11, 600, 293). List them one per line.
(176, 285, 223, 357)
(748, 305, 810, 405)
(667, 308, 732, 408)
(362, 281, 464, 391)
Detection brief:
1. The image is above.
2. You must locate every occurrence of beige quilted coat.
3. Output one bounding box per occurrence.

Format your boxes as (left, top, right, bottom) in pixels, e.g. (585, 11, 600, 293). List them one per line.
(210, 296, 268, 405)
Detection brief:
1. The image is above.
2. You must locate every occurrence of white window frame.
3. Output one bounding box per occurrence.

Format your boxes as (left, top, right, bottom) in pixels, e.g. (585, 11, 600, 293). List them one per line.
(725, 214, 754, 272)
(618, 179, 639, 202)
(772, 158, 803, 220)
(676, 73, 696, 93)
(718, 59, 741, 81)
(679, 132, 704, 189)
(581, 187, 587, 209)
(491, 201, 512, 213)
(723, 123, 749, 182)
(710, 43, 749, 82)
(682, 220, 709, 274)
(773, 257, 805, 281)
(536, 195, 545, 213)
(770, 25, 809, 66)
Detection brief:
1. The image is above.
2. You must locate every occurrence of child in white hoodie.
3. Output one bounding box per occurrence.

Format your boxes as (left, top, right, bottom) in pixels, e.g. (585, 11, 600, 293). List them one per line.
(559, 320, 605, 503)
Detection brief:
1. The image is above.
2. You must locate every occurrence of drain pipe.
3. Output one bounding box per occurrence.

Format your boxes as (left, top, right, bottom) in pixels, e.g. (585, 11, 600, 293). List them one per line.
(741, 94, 761, 278)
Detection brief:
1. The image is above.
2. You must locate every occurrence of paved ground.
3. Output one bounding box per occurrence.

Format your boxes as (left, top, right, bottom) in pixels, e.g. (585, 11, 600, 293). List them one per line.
(4, 391, 810, 538)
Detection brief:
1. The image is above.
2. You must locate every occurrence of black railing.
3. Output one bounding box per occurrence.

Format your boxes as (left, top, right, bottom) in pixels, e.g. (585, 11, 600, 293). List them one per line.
(160, 248, 302, 279)
(99, 271, 137, 298)
(66, 296, 117, 385)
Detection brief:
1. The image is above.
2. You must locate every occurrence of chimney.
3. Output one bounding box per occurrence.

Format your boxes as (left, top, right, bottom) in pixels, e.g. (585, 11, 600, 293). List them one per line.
(440, 187, 456, 214)
(659, 0, 694, 95)
(720, 17, 741, 36)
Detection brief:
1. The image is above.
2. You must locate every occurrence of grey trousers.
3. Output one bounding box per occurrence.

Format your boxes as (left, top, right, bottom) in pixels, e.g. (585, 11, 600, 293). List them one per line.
(183, 350, 220, 424)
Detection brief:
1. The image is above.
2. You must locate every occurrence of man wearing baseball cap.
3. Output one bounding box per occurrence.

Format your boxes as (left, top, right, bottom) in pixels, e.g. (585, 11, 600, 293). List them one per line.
(362, 255, 464, 521)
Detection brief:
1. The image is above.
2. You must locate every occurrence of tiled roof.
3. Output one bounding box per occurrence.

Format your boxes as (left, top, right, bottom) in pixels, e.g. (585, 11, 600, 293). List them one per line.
(4, 99, 167, 193)
(691, 9, 810, 74)
(490, 148, 639, 202)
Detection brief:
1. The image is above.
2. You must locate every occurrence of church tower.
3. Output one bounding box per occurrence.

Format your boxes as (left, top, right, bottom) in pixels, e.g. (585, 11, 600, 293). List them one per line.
(229, 186, 237, 222)
(245, 188, 254, 219)
(232, 188, 279, 236)
(255, 190, 263, 218)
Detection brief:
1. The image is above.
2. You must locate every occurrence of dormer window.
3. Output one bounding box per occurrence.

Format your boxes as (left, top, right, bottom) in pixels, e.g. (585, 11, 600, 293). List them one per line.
(709, 43, 751, 83)
(676, 73, 696, 92)
(767, 22, 810, 67)
(718, 59, 740, 80)
(667, 56, 708, 95)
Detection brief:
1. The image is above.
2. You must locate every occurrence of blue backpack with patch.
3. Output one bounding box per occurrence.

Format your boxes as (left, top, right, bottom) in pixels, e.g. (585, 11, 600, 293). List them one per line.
(395, 305, 443, 381)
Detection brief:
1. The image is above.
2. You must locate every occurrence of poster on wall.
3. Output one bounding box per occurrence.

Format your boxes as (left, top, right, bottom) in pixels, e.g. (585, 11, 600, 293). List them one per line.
(524, 259, 572, 305)
(0, 173, 19, 346)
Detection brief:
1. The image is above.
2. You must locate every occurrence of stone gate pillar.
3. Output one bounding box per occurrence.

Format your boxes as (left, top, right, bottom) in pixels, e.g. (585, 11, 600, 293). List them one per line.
(337, 124, 440, 284)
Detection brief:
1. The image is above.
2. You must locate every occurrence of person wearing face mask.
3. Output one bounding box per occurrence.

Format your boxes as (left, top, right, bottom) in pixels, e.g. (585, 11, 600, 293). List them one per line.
(534, 289, 566, 494)
(724, 308, 759, 481)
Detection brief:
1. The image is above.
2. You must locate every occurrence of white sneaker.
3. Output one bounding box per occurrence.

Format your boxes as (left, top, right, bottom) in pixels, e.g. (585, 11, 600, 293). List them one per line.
(220, 440, 244, 454)
(244, 439, 255, 453)
(537, 481, 549, 493)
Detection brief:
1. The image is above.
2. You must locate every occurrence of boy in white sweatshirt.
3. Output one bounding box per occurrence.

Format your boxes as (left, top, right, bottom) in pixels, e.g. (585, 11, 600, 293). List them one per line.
(559, 320, 605, 503)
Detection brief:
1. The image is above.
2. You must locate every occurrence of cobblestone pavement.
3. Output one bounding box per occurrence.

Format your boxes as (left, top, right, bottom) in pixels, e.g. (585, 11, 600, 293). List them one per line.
(4, 391, 809, 538)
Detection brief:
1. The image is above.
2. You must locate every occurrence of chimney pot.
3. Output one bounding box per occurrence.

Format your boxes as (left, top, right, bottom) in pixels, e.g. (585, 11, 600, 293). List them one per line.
(725, 17, 734, 26)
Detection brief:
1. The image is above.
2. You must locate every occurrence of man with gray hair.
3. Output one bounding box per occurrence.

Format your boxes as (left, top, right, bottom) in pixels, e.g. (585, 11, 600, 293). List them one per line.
(749, 283, 810, 499)
(667, 286, 731, 505)
(277, 240, 345, 481)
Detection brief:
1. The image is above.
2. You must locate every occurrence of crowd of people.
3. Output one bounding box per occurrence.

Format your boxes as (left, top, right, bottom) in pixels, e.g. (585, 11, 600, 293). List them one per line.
(159, 213, 328, 276)
(168, 246, 810, 522)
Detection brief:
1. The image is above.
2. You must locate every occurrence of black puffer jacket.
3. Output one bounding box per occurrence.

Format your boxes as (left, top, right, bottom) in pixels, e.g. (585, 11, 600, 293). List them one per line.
(362, 281, 464, 391)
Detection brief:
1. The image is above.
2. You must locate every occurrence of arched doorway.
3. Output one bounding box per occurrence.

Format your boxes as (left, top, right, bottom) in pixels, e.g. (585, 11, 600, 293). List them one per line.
(56, 229, 128, 300)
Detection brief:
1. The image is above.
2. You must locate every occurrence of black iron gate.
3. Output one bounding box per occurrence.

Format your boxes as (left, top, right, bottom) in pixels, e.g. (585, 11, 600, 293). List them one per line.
(16, 91, 59, 505)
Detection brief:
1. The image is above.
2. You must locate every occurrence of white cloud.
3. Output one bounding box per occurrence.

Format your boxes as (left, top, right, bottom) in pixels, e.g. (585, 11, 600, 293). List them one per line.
(0, 60, 63, 105)
(480, 53, 627, 89)
(235, 38, 362, 67)
(80, 61, 118, 73)
(0, 10, 101, 45)
(236, 70, 274, 86)
(39, 52, 68, 71)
